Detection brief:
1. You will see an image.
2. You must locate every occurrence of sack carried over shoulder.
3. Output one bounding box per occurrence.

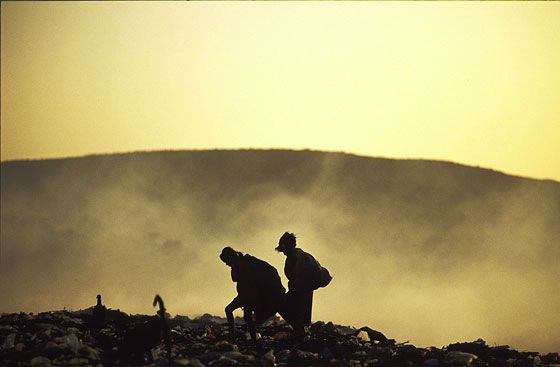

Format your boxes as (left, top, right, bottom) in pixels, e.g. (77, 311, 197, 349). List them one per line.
(297, 250, 332, 291)
(315, 265, 332, 289)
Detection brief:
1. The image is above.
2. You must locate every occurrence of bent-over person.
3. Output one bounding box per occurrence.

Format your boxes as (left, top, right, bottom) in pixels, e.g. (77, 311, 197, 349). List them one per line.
(220, 246, 285, 342)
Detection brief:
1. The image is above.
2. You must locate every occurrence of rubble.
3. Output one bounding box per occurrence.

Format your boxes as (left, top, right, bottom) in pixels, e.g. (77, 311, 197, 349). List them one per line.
(0, 310, 558, 366)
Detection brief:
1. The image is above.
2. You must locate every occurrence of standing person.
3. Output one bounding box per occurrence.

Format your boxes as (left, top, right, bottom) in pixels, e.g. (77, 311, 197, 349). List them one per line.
(220, 246, 285, 342)
(275, 232, 332, 341)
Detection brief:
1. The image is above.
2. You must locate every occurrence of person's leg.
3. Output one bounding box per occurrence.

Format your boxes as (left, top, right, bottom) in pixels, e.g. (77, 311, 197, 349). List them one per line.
(278, 290, 295, 327)
(302, 291, 313, 327)
(291, 290, 309, 341)
(278, 289, 312, 341)
(243, 308, 257, 342)
(225, 296, 242, 341)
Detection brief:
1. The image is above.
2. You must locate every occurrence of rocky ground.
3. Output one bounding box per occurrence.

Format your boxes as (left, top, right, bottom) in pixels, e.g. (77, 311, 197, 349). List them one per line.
(1, 310, 559, 367)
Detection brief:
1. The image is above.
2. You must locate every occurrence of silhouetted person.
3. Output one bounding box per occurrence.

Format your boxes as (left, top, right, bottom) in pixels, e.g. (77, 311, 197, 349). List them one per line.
(220, 246, 285, 342)
(276, 232, 332, 341)
(119, 294, 171, 362)
(91, 294, 107, 332)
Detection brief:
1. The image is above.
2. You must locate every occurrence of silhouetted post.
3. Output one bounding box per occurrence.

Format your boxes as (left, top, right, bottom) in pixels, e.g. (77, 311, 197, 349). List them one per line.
(153, 295, 172, 360)
(91, 294, 107, 332)
(118, 294, 171, 362)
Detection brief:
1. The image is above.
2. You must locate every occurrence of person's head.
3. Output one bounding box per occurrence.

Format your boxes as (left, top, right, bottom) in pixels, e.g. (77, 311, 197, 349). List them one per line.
(220, 246, 242, 266)
(275, 232, 296, 254)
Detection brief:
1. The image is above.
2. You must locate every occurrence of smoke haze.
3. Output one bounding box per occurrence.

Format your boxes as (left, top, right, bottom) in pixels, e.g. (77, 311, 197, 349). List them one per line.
(1, 150, 559, 353)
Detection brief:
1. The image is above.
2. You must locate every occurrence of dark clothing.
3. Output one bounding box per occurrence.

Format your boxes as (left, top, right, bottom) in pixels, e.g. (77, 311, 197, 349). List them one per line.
(225, 253, 285, 342)
(280, 248, 320, 331)
(229, 254, 285, 324)
(282, 288, 313, 328)
(231, 256, 261, 312)
(284, 248, 332, 292)
(244, 254, 286, 323)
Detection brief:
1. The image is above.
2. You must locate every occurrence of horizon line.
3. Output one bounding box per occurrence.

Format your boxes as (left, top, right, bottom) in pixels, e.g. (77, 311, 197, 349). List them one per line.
(1, 148, 558, 183)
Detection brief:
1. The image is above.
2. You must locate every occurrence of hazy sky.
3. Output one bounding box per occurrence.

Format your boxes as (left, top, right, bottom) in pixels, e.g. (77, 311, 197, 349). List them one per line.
(1, 1, 559, 181)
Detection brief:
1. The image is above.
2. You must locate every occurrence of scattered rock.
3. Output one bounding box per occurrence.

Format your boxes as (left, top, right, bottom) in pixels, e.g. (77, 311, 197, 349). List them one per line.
(0, 311, 555, 367)
(198, 351, 222, 364)
(208, 356, 238, 366)
(2, 333, 16, 350)
(357, 330, 370, 342)
(424, 358, 440, 366)
(222, 351, 255, 363)
(320, 346, 333, 359)
(211, 340, 238, 353)
(174, 358, 191, 366)
(445, 351, 478, 365)
(15, 342, 25, 352)
(275, 349, 291, 363)
(272, 331, 291, 340)
(259, 349, 275, 366)
(68, 357, 90, 365)
(30, 356, 52, 367)
(188, 359, 206, 367)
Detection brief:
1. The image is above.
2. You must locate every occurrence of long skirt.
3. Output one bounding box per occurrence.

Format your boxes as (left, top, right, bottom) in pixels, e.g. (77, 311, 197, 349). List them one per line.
(280, 289, 313, 330)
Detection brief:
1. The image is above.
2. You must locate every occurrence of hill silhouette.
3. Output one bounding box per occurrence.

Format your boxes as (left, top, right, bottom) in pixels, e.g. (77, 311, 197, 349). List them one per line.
(1, 149, 559, 353)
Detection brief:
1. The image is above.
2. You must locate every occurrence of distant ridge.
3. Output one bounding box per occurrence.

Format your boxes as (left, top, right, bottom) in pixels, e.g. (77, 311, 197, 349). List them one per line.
(2, 148, 555, 183)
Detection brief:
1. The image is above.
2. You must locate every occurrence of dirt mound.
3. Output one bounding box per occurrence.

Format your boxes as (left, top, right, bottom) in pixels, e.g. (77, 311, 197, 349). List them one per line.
(1, 310, 559, 367)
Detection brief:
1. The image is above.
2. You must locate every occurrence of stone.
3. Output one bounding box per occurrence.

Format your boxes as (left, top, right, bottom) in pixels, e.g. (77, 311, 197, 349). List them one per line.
(211, 340, 239, 352)
(357, 330, 370, 342)
(445, 351, 478, 365)
(188, 359, 206, 367)
(30, 356, 52, 367)
(364, 359, 382, 367)
(198, 351, 222, 364)
(0, 325, 15, 332)
(222, 351, 256, 363)
(44, 341, 64, 354)
(1, 333, 16, 349)
(208, 356, 238, 366)
(294, 349, 318, 360)
(320, 346, 334, 359)
(40, 328, 53, 339)
(68, 357, 90, 366)
(79, 344, 100, 360)
(244, 332, 261, 341)
(174, 358, 191, 366)
(275, 350, 291, 363)
(273, 331, 291, 340)
(260, 349, 276, 366)
(62, 333, 82, 355)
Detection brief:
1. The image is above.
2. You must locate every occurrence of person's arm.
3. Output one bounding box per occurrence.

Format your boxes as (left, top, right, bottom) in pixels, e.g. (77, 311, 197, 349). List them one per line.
(225, 296, 242, 341)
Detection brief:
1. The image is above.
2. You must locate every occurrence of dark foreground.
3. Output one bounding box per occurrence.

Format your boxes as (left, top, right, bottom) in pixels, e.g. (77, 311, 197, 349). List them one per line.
(1, 310, 559, 367)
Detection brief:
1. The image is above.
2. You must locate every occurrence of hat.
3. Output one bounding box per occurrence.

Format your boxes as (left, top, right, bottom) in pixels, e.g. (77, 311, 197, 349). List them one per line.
(275, 232, 296, 251)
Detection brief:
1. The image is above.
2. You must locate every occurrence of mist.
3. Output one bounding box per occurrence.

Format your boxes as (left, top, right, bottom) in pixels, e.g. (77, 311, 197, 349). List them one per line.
(1, 149, 558, 353)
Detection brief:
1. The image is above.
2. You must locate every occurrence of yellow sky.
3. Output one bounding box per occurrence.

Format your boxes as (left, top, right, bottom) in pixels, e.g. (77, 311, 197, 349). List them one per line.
(1, 1, 559, 180)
